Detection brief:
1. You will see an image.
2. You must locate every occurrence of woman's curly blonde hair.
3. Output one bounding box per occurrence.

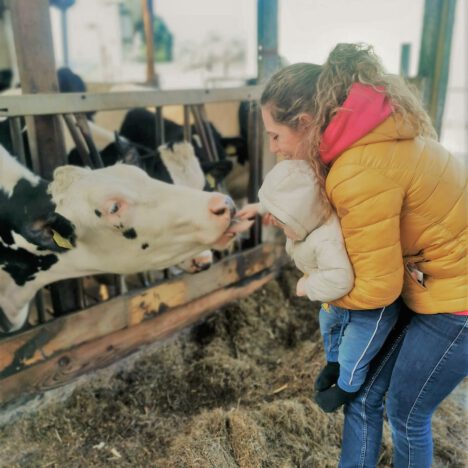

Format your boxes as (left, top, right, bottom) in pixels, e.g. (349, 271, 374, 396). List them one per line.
(261, 43, 437, 220)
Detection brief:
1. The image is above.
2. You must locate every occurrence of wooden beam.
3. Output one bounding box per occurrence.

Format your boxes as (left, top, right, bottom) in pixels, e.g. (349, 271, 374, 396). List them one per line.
(9, 0, 66, 177)
(0, 268, 278, 407)
(0, 244, 285, 379)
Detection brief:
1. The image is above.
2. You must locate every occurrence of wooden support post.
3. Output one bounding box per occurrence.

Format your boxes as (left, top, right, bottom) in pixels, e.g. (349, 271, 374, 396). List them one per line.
(9, 0, 66, 180)
(141, 0, 158, 87)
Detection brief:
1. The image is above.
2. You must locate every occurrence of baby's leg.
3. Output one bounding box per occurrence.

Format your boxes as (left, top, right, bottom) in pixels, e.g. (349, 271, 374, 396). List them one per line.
(318, 304, 344, 362)
(338, 301, 400, 393)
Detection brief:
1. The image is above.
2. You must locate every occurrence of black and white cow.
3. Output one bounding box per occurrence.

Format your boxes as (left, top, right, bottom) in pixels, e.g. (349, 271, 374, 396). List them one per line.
(0, 145, 252, 333)
(69, 136, 217, 272)
(119, 108, 233, 187)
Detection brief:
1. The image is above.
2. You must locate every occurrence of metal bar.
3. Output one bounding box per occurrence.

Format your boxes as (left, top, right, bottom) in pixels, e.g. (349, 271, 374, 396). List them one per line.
(183, 105, 191, 141)
(247, 102, 263, 246)
(74, 114, 104, 168)
(0, 86, 262, 117)
(61, 8, 69, 67)
(62, 114, 93, 167)
(34, 290, 46, 324)
(199, 104, 220, 161)
(155, 106, 165, 148)
(190, 104, 215, 162)
(8, 117, 27, 166)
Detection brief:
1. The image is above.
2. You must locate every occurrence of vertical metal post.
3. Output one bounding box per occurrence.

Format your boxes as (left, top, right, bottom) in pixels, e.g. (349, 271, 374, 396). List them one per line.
(8, 117, 27, 166)
(61, 8, 69, 67)
(257, 0, 280, 83)
(417, 0, 457, 135)
(399, 43, 411, 78)
(247, 102, 262, 246)
(256, 0, 281, 201)
(183, 105, 191, 142)
(155, 106, 165, 148)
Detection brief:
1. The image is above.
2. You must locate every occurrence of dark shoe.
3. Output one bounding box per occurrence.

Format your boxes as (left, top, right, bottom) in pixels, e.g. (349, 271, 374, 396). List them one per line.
(315, 385, 359, 413)
(315, 361, 340, 391)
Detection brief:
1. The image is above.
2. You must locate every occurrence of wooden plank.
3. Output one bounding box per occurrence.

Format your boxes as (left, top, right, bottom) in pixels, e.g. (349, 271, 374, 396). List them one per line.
(0, 244, 285, 378)
(0, 269, 276, 407)
(9, 0, 66, 178)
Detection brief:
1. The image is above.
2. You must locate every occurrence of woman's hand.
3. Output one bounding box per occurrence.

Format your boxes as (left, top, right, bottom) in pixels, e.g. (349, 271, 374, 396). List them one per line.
(237, 203, 274, 226)
(237, 203, 261, 221)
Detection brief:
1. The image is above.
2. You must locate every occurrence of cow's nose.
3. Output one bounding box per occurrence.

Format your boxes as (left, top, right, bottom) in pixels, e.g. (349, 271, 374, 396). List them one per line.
(208, 194, 236, 218)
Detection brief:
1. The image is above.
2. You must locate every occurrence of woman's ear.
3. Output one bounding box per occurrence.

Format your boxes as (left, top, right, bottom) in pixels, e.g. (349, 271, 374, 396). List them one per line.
(298, 113, 314, 130)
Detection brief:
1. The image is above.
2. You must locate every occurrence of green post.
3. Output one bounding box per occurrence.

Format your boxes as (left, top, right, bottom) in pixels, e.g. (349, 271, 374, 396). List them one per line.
(417, 0, 457, 136)
(400, 43, 411, 78)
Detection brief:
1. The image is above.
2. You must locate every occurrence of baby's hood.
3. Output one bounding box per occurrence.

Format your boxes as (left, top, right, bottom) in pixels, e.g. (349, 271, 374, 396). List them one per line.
(258, 160, 323, 240)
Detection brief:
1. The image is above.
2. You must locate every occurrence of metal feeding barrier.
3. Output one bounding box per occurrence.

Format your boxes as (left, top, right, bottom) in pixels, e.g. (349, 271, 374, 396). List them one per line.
(0, 85, 287, 409)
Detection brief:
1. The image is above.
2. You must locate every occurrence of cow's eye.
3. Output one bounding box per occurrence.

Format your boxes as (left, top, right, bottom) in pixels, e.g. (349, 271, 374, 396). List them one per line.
(109, 202, 119, 214)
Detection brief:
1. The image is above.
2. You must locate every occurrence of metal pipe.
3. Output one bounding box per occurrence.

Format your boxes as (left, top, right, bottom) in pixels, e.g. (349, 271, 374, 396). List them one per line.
(61, 8, 69, 67)
(0, 86, 262, 117)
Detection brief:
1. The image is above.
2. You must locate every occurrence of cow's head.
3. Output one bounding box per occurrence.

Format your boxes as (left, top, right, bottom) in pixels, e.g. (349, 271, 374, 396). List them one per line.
(48, 163, 238, 273)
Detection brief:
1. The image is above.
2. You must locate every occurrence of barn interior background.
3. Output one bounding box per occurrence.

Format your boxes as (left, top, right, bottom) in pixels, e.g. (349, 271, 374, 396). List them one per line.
(0, 0, 466, 466)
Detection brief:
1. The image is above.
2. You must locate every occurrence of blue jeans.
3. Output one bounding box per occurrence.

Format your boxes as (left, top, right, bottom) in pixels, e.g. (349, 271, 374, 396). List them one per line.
(319, 303, 399, 392)
(339, 311, 468, 468)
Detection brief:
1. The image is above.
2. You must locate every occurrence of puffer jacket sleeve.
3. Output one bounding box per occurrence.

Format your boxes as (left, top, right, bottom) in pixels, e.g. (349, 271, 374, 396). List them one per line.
(300, 233, 355, 302)
(326, 163, 405, 309)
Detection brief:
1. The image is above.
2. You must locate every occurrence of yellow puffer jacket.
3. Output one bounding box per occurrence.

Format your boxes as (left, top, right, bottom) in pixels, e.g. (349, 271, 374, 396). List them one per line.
(326, 116, 467, 313)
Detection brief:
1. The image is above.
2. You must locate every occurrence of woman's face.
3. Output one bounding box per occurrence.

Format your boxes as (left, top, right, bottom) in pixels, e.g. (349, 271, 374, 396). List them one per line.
(261, 106, 308, 159)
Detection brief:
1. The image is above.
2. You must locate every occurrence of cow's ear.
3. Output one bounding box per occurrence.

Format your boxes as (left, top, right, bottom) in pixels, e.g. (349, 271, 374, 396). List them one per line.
(49, 165, 91, 201)
(23, 213, 76, 252)
(120, 146, 141, 167)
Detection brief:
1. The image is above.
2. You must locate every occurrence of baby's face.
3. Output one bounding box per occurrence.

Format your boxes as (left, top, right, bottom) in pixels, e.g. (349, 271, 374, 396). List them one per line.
(271, 216, 301, 241)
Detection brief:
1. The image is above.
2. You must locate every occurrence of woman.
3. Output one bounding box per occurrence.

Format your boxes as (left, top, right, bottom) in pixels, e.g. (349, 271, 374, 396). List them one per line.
(239, 43, 467, 467)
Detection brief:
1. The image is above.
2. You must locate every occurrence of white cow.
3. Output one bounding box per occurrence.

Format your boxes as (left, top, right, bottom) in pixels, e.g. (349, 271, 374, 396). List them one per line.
(0, 146, 252, 332)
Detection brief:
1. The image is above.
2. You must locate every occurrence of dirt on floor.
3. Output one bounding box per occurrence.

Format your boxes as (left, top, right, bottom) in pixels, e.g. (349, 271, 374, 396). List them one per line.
(0, 267, 466, 467)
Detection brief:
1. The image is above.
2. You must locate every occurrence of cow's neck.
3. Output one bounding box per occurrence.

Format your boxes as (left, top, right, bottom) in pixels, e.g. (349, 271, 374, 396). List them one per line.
(0, 147, 39, 194)
(0, 246, 96, 332)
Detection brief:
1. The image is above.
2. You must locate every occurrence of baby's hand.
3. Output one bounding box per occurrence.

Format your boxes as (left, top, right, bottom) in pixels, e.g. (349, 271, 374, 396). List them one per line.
(296, 276, 307, 296)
